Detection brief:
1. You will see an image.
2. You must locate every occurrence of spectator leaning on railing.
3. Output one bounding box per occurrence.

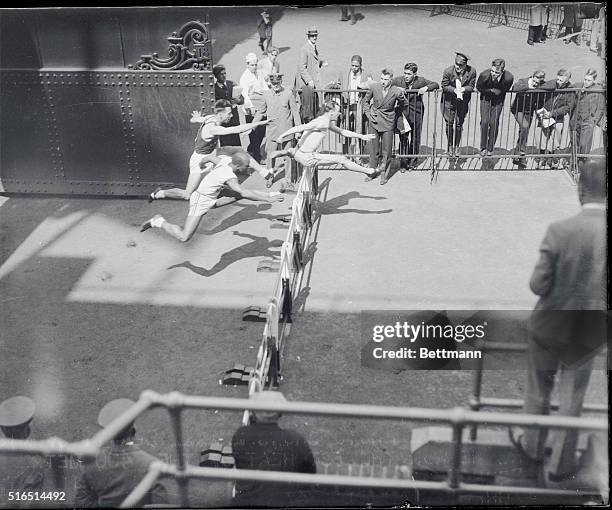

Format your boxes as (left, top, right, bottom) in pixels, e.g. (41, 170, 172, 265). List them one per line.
(534, 69, 574, 169)
(440, 51, 476, 157)
(571, 68, 606, 161)
(510, 70, 556, 169)
(476, 58, 514, 158)
(392, 62, 439, 171)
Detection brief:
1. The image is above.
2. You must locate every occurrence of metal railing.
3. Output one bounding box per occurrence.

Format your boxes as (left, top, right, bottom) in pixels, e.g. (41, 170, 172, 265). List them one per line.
(300, 87, 605, 183)
(468, 339, 608, 441)
(0, 390, 607, 507)
(417, 4, 600, 41)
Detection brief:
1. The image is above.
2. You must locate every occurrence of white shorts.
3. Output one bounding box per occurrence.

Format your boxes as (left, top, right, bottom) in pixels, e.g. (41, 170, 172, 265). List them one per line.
(294, 149, 347, 169)
(189, 150, 217, 174)
(188, 191, 217, 217)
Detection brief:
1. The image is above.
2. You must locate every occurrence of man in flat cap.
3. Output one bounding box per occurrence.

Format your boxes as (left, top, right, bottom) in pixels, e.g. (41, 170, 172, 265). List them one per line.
(254, 73, 301, 187)
(232, 391, 316, 507)
(0, 396, 49, 506)
(295, 26, 328, 123)
(440, 52, 476, 157)
(75, 399, 167, 508)
(476, 58, 514, 159)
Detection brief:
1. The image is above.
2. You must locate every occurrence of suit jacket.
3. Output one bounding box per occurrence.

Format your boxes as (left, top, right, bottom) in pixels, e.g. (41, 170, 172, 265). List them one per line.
(529, 206, 607, 355)
(232, 422, 316, 507)
(294, 41, 323, 89)
(75, 443, 167, 508)
(441, 65, 477, 109)
(253, 86, 301, 139)
(476, 69, 514, 105)
(391, 75, 439, 119)
(540, 80, 575, 121)
(510, 77, 556, 114)
(570, 83, 606, 128)
(362, 82, 405, 132)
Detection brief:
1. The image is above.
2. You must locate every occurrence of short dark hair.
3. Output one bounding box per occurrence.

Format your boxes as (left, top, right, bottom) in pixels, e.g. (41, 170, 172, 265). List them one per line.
(585, 67, 598, 79)
(351, 55, 363, 65)
(381, 68, 393, 78)
(532, 70, 546, 81)
(404, 63, 418, 73)
(214, 99, 232, 111)
(213, 64, 226, 79)
(557, 68, 571, 78)
(491, 58, 505, 69)
(578, 159, 606, 201)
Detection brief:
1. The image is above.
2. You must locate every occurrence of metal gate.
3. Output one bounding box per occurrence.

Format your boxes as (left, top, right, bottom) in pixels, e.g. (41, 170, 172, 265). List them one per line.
(0, 19, 215, 196)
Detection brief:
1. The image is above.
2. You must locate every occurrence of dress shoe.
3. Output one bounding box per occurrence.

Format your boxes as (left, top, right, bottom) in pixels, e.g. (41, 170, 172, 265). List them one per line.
(480, 149, 487, 157)
(379, 171, 389, 185)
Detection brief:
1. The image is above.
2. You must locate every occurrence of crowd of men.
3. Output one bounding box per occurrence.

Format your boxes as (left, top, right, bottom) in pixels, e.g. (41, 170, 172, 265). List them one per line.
(209, 25, 605, 188)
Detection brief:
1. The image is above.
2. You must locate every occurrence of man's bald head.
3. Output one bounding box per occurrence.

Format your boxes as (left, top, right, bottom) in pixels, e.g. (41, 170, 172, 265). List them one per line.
(231, 150, 251, 172)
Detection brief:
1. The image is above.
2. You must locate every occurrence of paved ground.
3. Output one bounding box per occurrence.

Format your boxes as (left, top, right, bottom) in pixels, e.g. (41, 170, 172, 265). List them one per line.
(0, 5, 607, 507)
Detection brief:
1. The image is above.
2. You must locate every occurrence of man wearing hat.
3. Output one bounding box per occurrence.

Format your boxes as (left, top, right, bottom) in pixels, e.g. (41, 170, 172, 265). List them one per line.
(0, 396, 48, 504)
(294, 26, 328, 123)
(440, 52, 477, 157)
(476, 58, 514, 158)
(253, 73, 301, 187)
(240, 52, 267, 162)
(75, 399, 167, 507)
(231, 391, 316, 507)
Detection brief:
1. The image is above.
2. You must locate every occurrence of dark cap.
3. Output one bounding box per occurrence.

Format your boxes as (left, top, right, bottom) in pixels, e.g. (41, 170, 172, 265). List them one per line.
(455, 52, 470, 63)
(97, 398, 135, 428)
(0, 396, 35, 428)
(306, 26, 318, 36)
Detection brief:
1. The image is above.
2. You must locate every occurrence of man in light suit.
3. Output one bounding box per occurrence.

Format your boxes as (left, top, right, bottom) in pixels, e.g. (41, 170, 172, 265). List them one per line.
(440, 52, 476, 157)
(476, 58, 514, 157)
(362, 68, 406, 185)
(294, 26, 328, 123)
(509, 159, 607, 485)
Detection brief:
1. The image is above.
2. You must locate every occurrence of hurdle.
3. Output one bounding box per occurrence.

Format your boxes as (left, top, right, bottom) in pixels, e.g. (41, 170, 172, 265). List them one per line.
(228, 163, 318, 404)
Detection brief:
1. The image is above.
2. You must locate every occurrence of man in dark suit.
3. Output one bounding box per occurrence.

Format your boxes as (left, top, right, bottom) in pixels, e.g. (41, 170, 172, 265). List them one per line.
(75, 399, 167, 507)
(510, 70, 556, 168)
(362, 68, 405, 184)
(213, 65, 243, 147)
(571, 68, 606, 161)
(476, 58, 514, 157)
(509, 159, 606, 484)
(294, 26, 328, 123)
(232, 391, 316, 507)
(392, 62, 439, 171)
(440, 52, 477, 156)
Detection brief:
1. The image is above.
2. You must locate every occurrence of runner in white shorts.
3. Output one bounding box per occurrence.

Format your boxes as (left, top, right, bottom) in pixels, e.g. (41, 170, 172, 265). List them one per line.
(141, 149, 284, 243)
(269, 100, 377, 177)
(147, 99, 273, 203)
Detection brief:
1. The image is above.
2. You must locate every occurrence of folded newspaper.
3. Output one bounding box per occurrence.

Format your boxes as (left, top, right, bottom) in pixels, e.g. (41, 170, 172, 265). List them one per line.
(536, 108, 556, 127)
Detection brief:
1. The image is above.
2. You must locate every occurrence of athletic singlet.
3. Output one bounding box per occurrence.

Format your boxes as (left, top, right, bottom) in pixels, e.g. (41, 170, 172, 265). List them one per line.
(194, 115, 220, 155)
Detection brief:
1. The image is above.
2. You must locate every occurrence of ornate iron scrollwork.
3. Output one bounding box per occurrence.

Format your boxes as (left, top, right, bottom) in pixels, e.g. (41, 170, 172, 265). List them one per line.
(129, 20, 211, 71)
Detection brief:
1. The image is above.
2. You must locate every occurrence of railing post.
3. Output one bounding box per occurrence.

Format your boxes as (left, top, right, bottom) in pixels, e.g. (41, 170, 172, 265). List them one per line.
(169, 408, 189, 508)
(50, 455, 65, 491)
(281, 277, 292, 323)
(448, 421, 464, 492)
(469, 343, 485, 441)
(431, 89, 439, 183)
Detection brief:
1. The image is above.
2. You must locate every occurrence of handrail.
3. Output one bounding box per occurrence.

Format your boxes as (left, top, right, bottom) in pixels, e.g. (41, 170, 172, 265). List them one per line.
(1, 390, 606, 506)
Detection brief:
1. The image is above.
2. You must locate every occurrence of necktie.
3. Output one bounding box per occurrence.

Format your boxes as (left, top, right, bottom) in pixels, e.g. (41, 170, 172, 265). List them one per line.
(314, 45, 318, 58)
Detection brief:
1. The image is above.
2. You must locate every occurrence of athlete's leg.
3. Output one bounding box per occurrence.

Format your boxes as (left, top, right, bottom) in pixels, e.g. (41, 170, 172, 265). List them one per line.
(149, 153, 210, 201)
(160, 214, 204, 243)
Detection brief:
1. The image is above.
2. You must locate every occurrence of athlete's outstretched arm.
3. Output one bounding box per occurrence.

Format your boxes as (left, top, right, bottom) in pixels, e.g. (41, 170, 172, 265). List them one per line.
(329, 123, 376, 141)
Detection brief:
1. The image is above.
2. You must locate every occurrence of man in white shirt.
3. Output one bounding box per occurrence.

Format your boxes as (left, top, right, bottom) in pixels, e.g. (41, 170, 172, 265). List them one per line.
(148, 99, 272, 202)
(141, 149, 284, 243)
(269, 100, 376, 177)
(240, 52, 266, 162)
